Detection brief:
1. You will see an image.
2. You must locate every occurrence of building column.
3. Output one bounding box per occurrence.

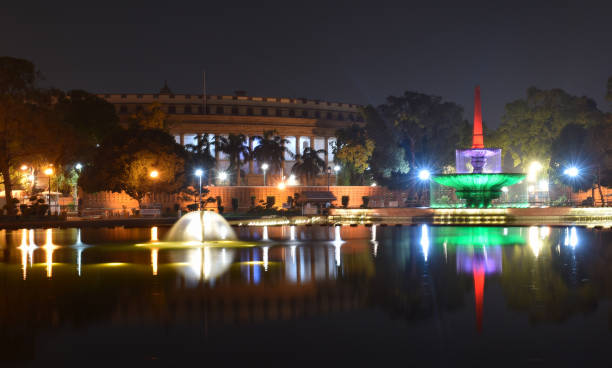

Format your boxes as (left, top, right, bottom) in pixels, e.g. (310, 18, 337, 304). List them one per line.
(248, 136, 254, 174)
(295, 136, 300, 158)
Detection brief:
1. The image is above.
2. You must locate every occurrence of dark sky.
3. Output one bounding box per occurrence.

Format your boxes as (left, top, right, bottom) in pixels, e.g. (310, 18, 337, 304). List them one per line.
(2, 0, 611, 127)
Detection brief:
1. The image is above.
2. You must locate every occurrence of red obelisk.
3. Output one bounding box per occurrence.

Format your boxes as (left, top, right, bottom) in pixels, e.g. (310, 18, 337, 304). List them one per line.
(472, 86, 484, 149)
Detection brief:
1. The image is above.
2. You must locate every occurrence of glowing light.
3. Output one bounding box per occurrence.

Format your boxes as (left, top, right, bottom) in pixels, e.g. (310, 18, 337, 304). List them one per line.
(151, 248, 159, 276)
(20, 164, 28, 171)
(528, 226, 541, 257)
(290, 245, 297, 264)
(287, 174, 298, 186)
(194, 169, 203, 177)
(371, 224, 377, 242)
(262, 226, 269, 241)
(538, 179, 549, 192)
(263, 246, 269, 271)
(528, 185, 535, 193)
(203, 247, 211, 279)
(420, 224, 429, 261)
(43, 229, 57, 278)
(261, 163, 269, 171)
(278, 182, 286, 189)
(44, 167, 53, 176)
(289, 225, 296, 241)
(149, 170, 159, 178)
(527, 161, 542, 182)
(151, 226, 158, 242)
(564, 167, 579, 178)
(333, 226, 343, 267)
(569, 227, 578, 248)
(418, 169, 431, 181)
(218, 171, 228, 181)
(75, 163, 83, 170)
(370, 182, 377, 187)
(539, 226, 550, 239)
(501, 186, 508, 193)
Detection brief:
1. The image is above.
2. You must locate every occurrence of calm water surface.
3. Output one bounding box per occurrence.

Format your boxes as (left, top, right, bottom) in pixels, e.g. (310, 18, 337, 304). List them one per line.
(0, 225, 610, 365)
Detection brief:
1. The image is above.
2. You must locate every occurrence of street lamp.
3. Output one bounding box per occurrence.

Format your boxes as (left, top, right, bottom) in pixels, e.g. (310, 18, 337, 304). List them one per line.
(418, 169, 431, 207)
(218, 171, 228, 185)
(149, 170, 159, 178)
(195, 169, 204, 210)
(44, 167, 54, 215)
(74, 163, 83, 211)
(261, 163, 269, 186)
(333, 165, 340, 185)
(563, 166, 579, 206)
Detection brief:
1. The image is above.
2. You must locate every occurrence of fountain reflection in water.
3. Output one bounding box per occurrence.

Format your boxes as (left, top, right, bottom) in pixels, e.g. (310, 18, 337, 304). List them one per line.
(166, 211, 237, 242)
(333, 226, 344, 267)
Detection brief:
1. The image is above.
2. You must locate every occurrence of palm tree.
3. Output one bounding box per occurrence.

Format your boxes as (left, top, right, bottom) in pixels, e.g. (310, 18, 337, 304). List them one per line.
(185, 133, 215, 168)
(219, 134, 250, 185)
(291, 147, 326, 185)
(251, 130, 292, 175)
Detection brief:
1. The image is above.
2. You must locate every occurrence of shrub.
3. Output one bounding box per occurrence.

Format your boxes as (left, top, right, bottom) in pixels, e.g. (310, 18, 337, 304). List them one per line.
(266, 196, 275, 209)
(341, 196, 349, 208)
(250, 196, 256, 208)
(217, 205, 224, 214)
(361, 196, 370, 208)
(231, 198, 239, 212)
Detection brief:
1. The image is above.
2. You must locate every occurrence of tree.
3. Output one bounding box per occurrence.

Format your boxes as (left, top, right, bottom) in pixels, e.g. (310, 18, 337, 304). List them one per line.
(185, 133, 216, 183)
(291, 147, 326, 185)
(218, 134, 250, 185)
(129, 101, 171, 130)
(0, 57, 61, 215)
(364, 92, 464, 189)
(497, 87, 606, 170)
(333, 124, 375, 185)
(79, 127, 187, 207)
(251, 130, 291, 175)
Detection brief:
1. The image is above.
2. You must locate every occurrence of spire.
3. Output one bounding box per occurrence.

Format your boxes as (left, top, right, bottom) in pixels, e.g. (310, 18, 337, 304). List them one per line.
(472, 85, 484, 149)
(160, 80, 172, 95)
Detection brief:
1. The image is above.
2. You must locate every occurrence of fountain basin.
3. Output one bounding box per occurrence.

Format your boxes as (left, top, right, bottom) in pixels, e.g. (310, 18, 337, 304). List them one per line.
(432, 173, 525, 208)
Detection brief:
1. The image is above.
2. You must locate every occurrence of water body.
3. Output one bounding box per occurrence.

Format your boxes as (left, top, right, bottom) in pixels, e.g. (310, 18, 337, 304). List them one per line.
(0, 226, 610, 365)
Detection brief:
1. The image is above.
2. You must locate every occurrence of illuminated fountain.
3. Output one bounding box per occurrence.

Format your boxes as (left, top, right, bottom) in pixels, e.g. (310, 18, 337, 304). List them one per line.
(166, 211, 237, 243)
(432, 87, 525, 208)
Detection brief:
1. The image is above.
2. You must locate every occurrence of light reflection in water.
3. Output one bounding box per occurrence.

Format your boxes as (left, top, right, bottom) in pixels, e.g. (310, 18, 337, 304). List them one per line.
(42, 229, 57, 278)
(263, 246, 269, 271)
(290, 225, 296, 241)
(262, 226, 269, 241)
(529, 226, 542, 258)
(420, 224, 429, 262)
(73, 229, 89, 277)
(333, 226, 343, 267)
(151, 248, 158, 276)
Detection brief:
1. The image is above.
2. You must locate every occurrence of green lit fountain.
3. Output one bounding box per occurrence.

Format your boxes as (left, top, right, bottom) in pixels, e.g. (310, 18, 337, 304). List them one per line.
(432, 87, 525, 208)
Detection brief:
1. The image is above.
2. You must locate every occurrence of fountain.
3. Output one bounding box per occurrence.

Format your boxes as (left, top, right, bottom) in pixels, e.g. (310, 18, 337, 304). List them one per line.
(432, 87, 525, 208)
(166, 211, 238, 243)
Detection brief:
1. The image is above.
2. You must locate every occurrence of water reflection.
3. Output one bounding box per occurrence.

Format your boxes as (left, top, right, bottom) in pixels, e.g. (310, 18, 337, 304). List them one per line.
(0, 225, 611, 362)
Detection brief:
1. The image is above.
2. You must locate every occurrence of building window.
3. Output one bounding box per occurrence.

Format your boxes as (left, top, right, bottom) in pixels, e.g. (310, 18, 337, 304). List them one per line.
(349, 114, 355, 121)
(232, 107, 239, 115)
(216, 106, 224, 114)
(337, 113, 344, 121)
(315, 111, 321, 118)
(119, 105, 128, 114)
(276, 109, 282, 117)
(184, 105, 192, 114)
(302, 110, 308, 117)
(289, 109, 295, 117)
(326, 112, 333, 119)
(261, 108, 268, 116)
(247, 107, 253, 116)
(168, 105, 176, 114)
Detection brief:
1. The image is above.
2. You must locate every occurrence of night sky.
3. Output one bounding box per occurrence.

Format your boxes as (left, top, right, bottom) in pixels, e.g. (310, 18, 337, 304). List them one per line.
(2, 0, 611, 127)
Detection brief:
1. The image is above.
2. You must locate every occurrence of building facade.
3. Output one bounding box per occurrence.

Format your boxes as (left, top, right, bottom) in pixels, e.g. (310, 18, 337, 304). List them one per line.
(98, 84, 363, 185)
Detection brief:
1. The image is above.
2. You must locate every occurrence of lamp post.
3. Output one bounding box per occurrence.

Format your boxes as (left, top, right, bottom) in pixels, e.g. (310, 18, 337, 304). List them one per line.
(418, 169, 431, 206)
(564, 166, 579, 206)
(327, 166, 332, 191)
(195, 169, 203, 210)
(44, 167, 54, 215)
(261, 163, 269, 186)
(74, 163, 82, 211)
(333, 165, 340, 186)
(149, 170, 159, 208)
